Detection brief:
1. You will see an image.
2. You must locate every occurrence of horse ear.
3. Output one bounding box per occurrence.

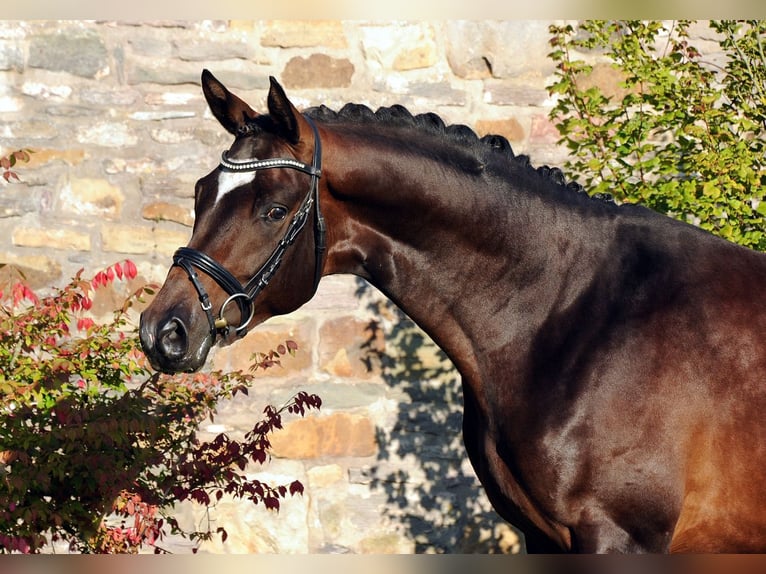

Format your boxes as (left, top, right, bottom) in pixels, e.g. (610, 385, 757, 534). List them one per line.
(201, 69, 258, 135)
(266, 76, 303, 145)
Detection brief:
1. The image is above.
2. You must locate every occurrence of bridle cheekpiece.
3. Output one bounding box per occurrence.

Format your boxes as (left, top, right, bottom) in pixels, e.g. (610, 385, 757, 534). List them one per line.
(172, 116, 325, 340)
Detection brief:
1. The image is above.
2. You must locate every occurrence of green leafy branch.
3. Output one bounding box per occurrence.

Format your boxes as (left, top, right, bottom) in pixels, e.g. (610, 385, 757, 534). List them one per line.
(548, 20, 766, 250)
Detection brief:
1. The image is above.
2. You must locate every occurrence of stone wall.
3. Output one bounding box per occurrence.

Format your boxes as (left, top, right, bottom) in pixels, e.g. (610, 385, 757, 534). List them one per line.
(0, 20, 578, 554)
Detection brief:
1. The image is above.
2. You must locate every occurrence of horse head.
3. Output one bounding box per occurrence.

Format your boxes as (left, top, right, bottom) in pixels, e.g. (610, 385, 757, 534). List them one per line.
(139, 70, 325, 373)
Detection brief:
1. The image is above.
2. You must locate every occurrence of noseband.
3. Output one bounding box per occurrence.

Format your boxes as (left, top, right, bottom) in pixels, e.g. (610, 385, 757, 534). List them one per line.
(172, 117, 325, 340)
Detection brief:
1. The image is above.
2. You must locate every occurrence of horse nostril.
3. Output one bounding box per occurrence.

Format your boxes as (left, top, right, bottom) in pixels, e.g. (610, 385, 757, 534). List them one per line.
(157, 317, 188, 360)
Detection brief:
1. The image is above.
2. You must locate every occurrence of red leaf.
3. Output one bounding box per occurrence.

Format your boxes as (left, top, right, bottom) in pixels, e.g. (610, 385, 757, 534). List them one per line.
(92, 271, 106, 288)
(23, 286, 38, 303)
(289, 480, 304, 496)
(125, 259, 138, 279)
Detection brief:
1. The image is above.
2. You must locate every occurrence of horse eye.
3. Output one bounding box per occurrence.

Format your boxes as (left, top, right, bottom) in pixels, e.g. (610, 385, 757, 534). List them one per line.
(266, 206, 288, 221)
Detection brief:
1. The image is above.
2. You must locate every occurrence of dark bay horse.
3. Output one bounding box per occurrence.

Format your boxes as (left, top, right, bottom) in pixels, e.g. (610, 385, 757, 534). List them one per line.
(139, 70, 766, 553)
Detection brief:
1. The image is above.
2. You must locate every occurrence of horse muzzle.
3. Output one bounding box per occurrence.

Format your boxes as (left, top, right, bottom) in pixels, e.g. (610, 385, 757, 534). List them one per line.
(139, 310, 213, 374)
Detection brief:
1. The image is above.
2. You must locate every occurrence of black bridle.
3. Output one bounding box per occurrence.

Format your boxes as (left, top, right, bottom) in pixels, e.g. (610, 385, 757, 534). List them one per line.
(172, 116, 325, 340)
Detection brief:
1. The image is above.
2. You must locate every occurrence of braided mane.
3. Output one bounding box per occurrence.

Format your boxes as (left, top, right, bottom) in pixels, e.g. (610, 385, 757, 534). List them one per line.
(305, 102, 599, 199)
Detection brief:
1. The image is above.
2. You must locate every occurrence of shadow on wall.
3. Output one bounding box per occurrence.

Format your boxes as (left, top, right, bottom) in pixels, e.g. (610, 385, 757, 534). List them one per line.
(354, 278, 523, 554)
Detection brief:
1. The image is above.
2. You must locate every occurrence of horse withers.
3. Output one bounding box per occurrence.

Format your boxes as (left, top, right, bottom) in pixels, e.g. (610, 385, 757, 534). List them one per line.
(140, 70, 766, 553)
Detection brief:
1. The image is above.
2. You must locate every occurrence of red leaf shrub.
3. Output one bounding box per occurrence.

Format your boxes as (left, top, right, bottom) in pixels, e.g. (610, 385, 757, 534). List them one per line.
(0, 262, 320, 553)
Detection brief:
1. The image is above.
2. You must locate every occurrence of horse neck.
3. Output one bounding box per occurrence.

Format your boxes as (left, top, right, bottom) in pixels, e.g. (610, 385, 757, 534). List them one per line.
(320, 123, 610, 380)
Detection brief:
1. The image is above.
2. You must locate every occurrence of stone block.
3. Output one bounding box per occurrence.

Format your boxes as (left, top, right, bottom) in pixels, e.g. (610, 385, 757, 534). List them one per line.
(322, 348, 354, 378)
(445, 21, 555, 80)
(407, 82, 467, 106)
(318, 316, 385, 379)
(173, 38, 251, 61)
(194, 474, 310, 553)
(271, 381, 387, 413)
(269, 412, 377, 459)
(125, 56, 202, 86)
(143, 91, 199, 107)
(307, 464, 344, 488)
(444, 22, 494, 79)
(484, 81, 551, 107)
(282, 54, 354, 89)
(105, 156, 202, 179)
(149, 128, 196, 144)
(127, 56, 268, 91)
(393, 45, 437, 72)
(475, 118, 526, 143)
(574, 62, 635, 102)
(360, 23, 436, 71)
(141, 201, 194, 227)
(139, 173, 201, 199)
(21, 82, 72, 100)
(311, 489, 398, 551)
(0, 187, 42, 218)
(210, 319, 316, 376)
(80, 88, 141, 107)
(28, 30, 109, 78)
(300, 275, 364, 312)
(261, 21, 348, 49)
(76, 122, 138, 148)
(529, 113, 562, 146)
(60, 178, 124, 219)
(0, 120, 58, 141)
(0, 252, 62, 289)
(0, 40, 22, 71)
(360, 533, 414, 553)
(100, 224, 190, 256)
(126, 31, 175, 58)
(12, 227, 91, 251)
(26, 149, 86, 168)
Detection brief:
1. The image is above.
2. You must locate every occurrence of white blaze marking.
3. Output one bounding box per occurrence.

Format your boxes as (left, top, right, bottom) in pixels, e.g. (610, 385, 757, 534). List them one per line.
(216, 170, 256, 204)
